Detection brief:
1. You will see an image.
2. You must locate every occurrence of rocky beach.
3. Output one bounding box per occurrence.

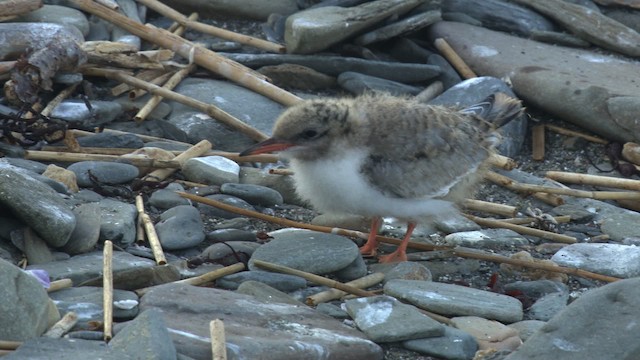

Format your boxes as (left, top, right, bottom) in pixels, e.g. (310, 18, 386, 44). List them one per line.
(2, 0, 640, 359)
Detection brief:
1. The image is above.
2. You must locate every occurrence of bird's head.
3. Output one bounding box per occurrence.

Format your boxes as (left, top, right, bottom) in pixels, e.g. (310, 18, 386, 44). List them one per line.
(239, 99, 352, 160)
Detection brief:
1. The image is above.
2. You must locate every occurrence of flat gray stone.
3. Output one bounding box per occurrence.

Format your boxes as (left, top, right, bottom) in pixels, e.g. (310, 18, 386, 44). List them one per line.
(15, 4, 90, 36)
(505, 278, 640, 360)
(110, 308, 176, 360)
(551, 243, 640, 278)
(148, 189, 190, 209)
(248, 229, 361, 276)
(4, 338, 128, 360)
(600, 211, 640, 241)
(220, 183, 283, 207)
(403, 325, 478, 360)
(182, 156, 240, 185)
(216, 270, 307, 292)
(385, 279, 523, 323)
(49, 287, 139, 328)
(156, 205, 205, 250)
(345, 295, 445, 342)
(63, 202, 101, 255)
(337, 71, 423, 96)
(98, 199, 137, 247)
(236, 280, 306, 306)
(528, 291, 569, 321)
(140, 283, 383, 359)
(68, 161, 139, 187)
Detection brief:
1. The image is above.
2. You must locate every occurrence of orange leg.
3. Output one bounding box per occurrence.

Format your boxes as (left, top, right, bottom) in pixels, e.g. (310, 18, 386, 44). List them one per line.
(359, 216, 382, 257)
(378, 222, 416, 263)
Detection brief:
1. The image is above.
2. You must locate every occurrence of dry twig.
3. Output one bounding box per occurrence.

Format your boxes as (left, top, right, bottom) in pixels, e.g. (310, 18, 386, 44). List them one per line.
(433, 38, 477, 79)
(103, 240, 113, 341)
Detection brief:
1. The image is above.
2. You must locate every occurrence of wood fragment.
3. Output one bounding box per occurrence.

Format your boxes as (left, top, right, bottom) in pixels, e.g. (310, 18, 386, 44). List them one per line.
(174, 263, 245, 287)
(135, 195, 146, 244)
(134, 63, 195, 122)
(176, 192, 618, 283)
(41, 83, 80, 117)
(103, 240, 113, 341)
(544, 124, 607, 144)
(24, 150, 181, 168)
(0, 0, 42, 18)
(47, 278, 73, 292)
(0, 341, 21, 350)
(141, 213, 167, 265)
(462, 199, 517, 217)
(110, 69, 166, 96)
(44, 312, 78, 338)
(531, 125, 545, 161)
(69, 0, 301, 106)
(94, 0, 118, 10)
(128, 70, 175, 99)
(487, 153, 517, 170)
(433, 38, 477, 79)
(465, 214, 577, 244)
(622, 142, 640, 166)
(210, 319, 227, 360)
(306, 272, 385, 306)
(499, 215, 571, 225)
(546, 171, 640, 191)
(142, 139, 212, 182)
(414, 81, 443, 103)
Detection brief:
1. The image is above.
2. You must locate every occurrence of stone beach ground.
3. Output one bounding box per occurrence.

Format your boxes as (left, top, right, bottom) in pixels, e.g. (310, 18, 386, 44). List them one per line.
(2, 0, 640, 359)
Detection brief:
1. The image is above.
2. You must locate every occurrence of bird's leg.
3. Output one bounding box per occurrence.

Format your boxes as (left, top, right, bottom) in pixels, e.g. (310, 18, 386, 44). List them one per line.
(377, 221, 416, 263)
(359, 216, 382, 257)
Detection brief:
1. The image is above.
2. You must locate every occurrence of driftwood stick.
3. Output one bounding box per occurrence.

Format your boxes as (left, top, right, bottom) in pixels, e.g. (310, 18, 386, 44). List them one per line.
(545, 124, 607, 144)
(499, 215, 571, 225)
(103, 240, 114, 341)
(253, 260, 375, 298)
(44, 312, 78, 338)
(0, 341, 21, 350)
(166, 12, 197, 37)
(111, 69, 166, 96)
(487, 153, 517, 170)
(136, 0, 284, 54)
(141, 213, 167, 265)
(47, 278, 73, 292)
(135, 195, 146, 244)
(210, 319, 227, 360)
(142, 139, 212, 182)
(433, 38, 477, 79)
(532, 125, 545, 161)
(546, 171, 640, 191)
(134, 263, 246, 296)
(306, 272, 385, 306)
(24, 150, 181, 168)
(622, 142, 640, 166)
(41, 83, 79, 117)
(69, 0, 300, 106)
(83, 67, 269, 141)
(177, 192, 618, 283)
(0, 0, 42, 18)
(128, 70, 174, 99)
(465, 214, 577, 244)
(462, 199, 517, 217)
(134, 63, 195, 122)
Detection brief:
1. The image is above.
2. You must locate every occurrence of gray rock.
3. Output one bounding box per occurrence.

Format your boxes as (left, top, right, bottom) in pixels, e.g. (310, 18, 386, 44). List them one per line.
(51, 100, 123, 128)
(198, 194, 255, 219)
(236, 280, 306, 306)
(428, 54, 463, 90)
(528, 291, 569, 321)
(507, 320, 545, 342)
(285, 0, 423, 54)
(80, 264, 181, 291)
(345, 295, 445, 342)
(427, 21, 640, 143)
(156, 205, 205, 250)
(0, 258, 59, 341)
(374, 261, 432, 283)
(551, 204, 596, 222)
(0, 163, 75, 247)
(15, 4, 90, 36)
(337, 71, 423, 96)
(2, 158, 48, 174)
(385, 279, 523, 323)
(354, 10, 441, 45)
(444, 228, 529, 248)
(503, 280, 568, 300)
(217, 270, 307, 292)
(206, 229, 257, 242)
(110, 308, 176, 360)
(200, 241, 259, 265)
(63, 203, 101, 255)
(148, 189, 191, 209)
(140, 283, 383, 359)
(76, 132, 144, 149)
(505, 278, 640, 360)
(3, 337, 128, 360)
(164, 0, 299, 20)
(316, 303, 349, 319)
(551, 243, 640, 278)
(600, 210, 640, 241)
(220, 183, 284, 207)
(403, 325, 478, 360)
(68, 161, 139, 187)
(49, 287, 139, 327)
(98, 199, 137, 247)
(10, 228, 54, 265)
(332, 254, 368, 281)
(239, 166, 300, 206)
(182, 156, 240, 185)
(27, 250, 154, 284)
(248, 229, 361, 276)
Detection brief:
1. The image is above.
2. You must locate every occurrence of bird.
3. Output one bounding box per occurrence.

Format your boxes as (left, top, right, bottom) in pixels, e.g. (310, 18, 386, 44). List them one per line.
(240, 92, 523, 263)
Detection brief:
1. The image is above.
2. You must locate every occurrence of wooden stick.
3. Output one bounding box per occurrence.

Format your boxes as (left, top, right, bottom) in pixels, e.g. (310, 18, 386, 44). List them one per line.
(210, 319, 227, 360)
(44, 312, 78, 338)
(83, 67, 269, 142)
(487, 170, 640, 200)
(47, 278, 73, 292)
(531, 192, 565, 206)
(414, 81, 443, 103)
(176, 192, 618, 283)
(0, 341, 21, 350)
(253, 260, 376, 298)
(103, 240, 113, 341)
(173, 263, 245, 286)
(268, 168, 294, 176)
(142, 139, 212, 182)
(24, 150, 181, 168)
(433, 38, 477, 79)
(546, 171, 640, 191)
(111, 69, 166, 96)
(545, 124, 607, 144)
(0, 0, 42, 18)
(136, 0, 284, 54)
(134, 63, 195, 122)
(69, 0, 301, 106)
(135, 195, 146, 244)
(128, 70, 175, 99)
(498, 215, 571, 225)
(531, 125, 545, 161)
(167, 12, 197, 37)
(488, 153, 517, 170)
(41, 83, 79, 117)
(622, 142, 640, 166)
(141, 213, 167, 265)
(94, 0, 118, 10)
(465, 214, 577, 244)
(306, 272, 384, 306)
(462, 199, 517, 217)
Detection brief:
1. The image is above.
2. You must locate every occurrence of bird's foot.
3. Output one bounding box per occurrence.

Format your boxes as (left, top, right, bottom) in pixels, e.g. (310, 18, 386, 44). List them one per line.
(377, 250, 407, 263)
(359, 245, 378, 258)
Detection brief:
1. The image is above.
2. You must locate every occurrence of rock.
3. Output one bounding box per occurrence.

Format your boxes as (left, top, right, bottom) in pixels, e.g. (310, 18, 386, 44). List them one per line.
(354, 10, 441, 45)
(0, 258, 60, 341)
(337, 71, 423, 96)
(285, 0, 422, 54)
(15, 4, 90, 36)
(344, 295, 445, 342)
(257, 64, 337, 90)
(4, 337, 127, 359)
(507, 320, 546, 342)
(49, 287, 139, 327)
(10, 228, 54, 265)
(505, 278, 640, 359)
(43, 164, 79, 193)
(0, 163, 76, 247)
(109, 308, 176, 360)
(369, 261, 432, 283)
(164, 0, 299, 20)
(51, 100, 123, 128)
(80, 264, 181, 291)
(551, 243, 640, 278)
(403, 325, 478, 360)
(444, 228, 529, 248)
(140, 283, 383, 359)
(384, 279, 523, 323)
(217, 270, 307, 292)
(155, 205, 205, 250)
(239, 167, 300, 205)
(182, 156, 240, 185)
(451, 316, 522, 351)
(205, 229, 257, 243)
(68, 161, 139, 187)
(98, 199, 137, 247)
(427, 21, 640, 143)
(528, 291, 569, 321)
(63, 203, 101, 255)
(600, 210, 640, 241)
(236, 280, 306, 306)
(198, 194, 255, 219)
(76, 132, 144, 149)
(148, 189, 190, 209)
(220, 183, 283, 207)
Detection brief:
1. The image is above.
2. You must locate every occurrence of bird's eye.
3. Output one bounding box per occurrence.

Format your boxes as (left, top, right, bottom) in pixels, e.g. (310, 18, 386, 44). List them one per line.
(301, 129, 319, 139)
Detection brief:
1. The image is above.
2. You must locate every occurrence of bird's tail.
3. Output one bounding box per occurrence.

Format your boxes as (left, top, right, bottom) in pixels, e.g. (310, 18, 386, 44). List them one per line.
(461, 92, 524, 128)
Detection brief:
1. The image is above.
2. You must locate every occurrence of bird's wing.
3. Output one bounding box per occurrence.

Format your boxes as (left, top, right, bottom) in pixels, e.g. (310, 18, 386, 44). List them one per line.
(360, 105, 491, 200)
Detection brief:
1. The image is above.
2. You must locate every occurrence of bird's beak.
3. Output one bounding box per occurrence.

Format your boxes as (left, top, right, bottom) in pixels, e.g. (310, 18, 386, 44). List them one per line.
(239, 138, 295, 156)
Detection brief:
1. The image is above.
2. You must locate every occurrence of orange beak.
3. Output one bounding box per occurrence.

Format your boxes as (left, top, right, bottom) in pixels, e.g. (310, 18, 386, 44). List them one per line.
(239, 138, 295, 156)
